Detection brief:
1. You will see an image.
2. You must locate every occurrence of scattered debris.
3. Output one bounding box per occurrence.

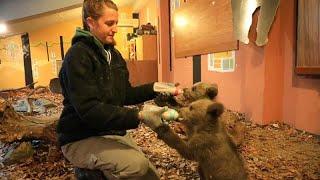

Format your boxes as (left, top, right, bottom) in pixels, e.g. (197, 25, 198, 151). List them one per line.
(13, 98, 56, 114)
(2, 142, 34, 165)
(49, 78, 62, 94)
(272, 123, 280, 129)
(0, 97, 59, 143)
(12, 98, 32, 112)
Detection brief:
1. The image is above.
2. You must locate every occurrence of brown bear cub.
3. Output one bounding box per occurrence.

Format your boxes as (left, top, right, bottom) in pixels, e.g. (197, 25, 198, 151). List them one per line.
(154, 82, 218, 109)
(155, 99, 247, 180)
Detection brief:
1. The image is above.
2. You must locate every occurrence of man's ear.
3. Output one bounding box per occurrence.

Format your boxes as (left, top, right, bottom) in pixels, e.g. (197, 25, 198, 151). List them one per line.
(207, 102, 224, 118)
(86, 17, 95, 31)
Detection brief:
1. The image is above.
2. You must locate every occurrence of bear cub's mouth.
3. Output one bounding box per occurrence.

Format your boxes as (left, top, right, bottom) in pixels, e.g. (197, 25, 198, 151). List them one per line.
(177, 117, 184, 121)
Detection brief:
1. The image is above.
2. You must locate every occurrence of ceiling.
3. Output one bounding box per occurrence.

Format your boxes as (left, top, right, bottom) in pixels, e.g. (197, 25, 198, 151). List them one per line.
(1, 0, 150, 37)
(4, 7, 83, 37)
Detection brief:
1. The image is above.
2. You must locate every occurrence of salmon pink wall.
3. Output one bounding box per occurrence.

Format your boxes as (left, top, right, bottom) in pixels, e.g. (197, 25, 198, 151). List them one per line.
(158, 0, 173, 82)
(280, 1, 320, 135)
(173, 57, 193, 88)
(201, 53, 244, 112)
(234, 43, 265, 124)
(262, 5, 284, 124)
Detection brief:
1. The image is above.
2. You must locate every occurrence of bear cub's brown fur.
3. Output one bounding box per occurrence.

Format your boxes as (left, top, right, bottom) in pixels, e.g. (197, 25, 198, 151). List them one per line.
(155, 99, 247, 180)
(154, 82, 218, 109)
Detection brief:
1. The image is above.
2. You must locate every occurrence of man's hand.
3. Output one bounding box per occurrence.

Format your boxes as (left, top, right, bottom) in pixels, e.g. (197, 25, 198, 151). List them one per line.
(139, 105, 168, 130)
(161, 108, 179, 121)
(153, 82, 182, 96)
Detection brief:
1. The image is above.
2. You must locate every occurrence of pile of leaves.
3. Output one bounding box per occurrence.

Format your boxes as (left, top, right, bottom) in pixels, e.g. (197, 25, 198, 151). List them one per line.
(241, 122, 320, 179)
(0, 88, 319, 179)
(130, 124, 199, 179)
(1, 143, 73, 180)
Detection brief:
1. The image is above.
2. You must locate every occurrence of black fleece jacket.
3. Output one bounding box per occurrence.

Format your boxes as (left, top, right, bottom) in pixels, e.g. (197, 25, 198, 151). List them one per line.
(56, 29, 156, 146)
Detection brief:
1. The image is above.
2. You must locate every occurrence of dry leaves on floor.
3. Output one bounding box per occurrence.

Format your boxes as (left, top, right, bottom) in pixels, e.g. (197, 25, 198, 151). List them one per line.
(0, 88, 319, 180)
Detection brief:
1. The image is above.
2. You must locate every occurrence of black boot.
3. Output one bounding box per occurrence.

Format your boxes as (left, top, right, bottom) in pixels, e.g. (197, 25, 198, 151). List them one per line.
(74, 168, 107, 180)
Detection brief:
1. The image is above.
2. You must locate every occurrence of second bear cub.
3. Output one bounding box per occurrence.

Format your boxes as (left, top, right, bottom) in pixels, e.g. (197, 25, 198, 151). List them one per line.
(155, 99, 247, 180)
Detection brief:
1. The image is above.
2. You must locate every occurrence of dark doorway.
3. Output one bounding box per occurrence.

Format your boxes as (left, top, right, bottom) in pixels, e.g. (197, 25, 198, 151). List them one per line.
(21, 33, 34, 88)
(193, 55, 201, 84)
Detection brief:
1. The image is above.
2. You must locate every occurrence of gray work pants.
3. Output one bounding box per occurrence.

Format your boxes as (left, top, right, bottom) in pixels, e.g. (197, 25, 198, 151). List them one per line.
(61, 134, 160, 180)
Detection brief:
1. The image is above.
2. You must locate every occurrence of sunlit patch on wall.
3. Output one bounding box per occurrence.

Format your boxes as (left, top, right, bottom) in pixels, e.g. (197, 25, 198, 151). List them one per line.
(208, 51, 235, 72)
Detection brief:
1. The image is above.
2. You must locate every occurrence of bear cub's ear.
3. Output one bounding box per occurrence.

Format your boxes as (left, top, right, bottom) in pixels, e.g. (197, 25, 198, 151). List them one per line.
(207, 102, 224, 118)
(206, 86, 218, 99)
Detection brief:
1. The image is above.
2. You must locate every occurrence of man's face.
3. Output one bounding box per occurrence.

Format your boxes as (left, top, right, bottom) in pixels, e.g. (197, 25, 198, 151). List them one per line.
(88, 5, 118, 45)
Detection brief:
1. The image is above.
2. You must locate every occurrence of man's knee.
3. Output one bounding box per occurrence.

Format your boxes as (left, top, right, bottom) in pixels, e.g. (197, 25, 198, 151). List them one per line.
(119, 156, 150, 177)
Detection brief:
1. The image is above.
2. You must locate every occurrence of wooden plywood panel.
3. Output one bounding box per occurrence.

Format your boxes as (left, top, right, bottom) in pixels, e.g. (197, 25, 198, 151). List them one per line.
(174, 0, 237, 58)
(296, 0, 320, 75)
(126, 60, 158, 86)
(136, 35, 157, 61)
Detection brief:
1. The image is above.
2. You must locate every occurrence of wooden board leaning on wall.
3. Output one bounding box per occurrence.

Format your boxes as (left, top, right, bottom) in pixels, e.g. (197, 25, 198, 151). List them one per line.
(296, 0, 320, 75)
(173, 0, 238, 58)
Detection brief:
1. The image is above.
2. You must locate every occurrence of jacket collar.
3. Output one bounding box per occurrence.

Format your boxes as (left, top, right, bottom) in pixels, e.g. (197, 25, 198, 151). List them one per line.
(72, 28, 114, 63)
